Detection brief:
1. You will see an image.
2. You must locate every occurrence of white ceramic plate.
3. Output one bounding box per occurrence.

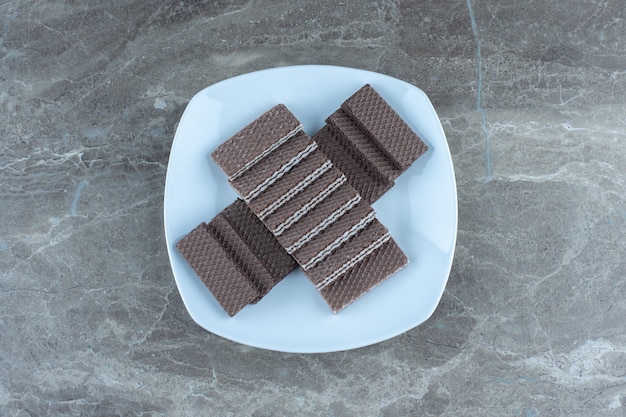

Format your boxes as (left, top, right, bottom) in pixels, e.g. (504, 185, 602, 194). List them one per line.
(164, 65, 457, 353)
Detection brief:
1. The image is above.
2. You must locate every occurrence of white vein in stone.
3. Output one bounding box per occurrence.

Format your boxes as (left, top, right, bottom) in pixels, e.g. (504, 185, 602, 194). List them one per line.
(466, 0, 493, 182)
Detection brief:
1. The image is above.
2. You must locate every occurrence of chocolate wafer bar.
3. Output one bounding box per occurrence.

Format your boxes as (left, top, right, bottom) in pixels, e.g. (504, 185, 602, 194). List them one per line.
(176, 199, 296, 316)
(176, 222, 258, 316)
(315, 84, 428, 203)
(211, 104, 408, 312)
(341, 84, 428, 172)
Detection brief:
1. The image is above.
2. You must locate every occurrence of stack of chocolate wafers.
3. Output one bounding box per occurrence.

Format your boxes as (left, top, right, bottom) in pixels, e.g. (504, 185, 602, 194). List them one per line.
(176, 84, 428, 316)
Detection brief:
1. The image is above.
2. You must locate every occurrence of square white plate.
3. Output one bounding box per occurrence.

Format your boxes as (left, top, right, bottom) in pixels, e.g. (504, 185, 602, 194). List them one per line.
(164, 65, 457, 353)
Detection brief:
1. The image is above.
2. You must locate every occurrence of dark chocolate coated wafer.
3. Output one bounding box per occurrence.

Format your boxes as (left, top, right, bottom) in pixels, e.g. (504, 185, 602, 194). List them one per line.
(175, 222, 260, 316)
(211, 104, 302, 180)
(340, 84, 428, 171)
(317, 85, 428, 203)
(176, 199, 297, 316)
(327, 108, 398, 182)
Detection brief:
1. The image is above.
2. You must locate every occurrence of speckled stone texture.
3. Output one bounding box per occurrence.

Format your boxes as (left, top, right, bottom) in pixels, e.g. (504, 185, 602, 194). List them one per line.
(1, 1, 625, 416)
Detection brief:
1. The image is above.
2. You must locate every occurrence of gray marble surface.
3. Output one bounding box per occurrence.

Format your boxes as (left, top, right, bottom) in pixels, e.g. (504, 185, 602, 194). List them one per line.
(1, 1, 625, 416)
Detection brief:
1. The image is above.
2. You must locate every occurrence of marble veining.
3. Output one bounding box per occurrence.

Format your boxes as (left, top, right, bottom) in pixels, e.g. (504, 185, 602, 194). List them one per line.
(1, 0, 625, 416)
(465, 0, 494, 182)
